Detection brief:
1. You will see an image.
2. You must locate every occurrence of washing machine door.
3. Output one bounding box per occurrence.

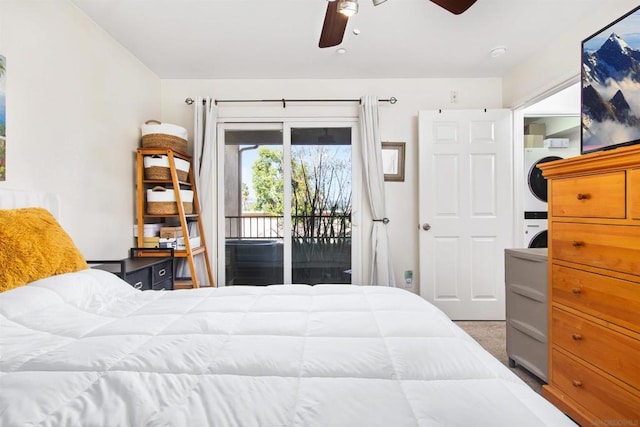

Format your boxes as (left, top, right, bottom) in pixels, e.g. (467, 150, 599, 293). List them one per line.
(528, 156, 562, 202)
(529, 230, 548, 248)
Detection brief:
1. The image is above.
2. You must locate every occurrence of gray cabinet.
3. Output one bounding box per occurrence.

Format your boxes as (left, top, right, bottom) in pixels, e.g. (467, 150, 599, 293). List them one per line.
(505, 248, 547, 381)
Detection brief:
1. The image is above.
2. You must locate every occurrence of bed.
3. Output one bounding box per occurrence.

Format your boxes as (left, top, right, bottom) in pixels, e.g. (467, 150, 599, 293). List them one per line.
(0, 191, 576, 426)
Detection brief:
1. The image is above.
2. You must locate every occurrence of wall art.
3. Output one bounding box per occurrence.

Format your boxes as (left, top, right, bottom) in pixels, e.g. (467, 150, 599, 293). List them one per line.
(0, 54, 5, 181)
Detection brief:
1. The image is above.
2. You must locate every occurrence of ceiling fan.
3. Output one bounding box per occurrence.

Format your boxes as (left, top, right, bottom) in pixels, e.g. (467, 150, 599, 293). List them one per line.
(319, 0, 478, 48)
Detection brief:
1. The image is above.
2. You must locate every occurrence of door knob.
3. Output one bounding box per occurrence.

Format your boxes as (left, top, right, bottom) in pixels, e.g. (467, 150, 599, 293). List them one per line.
(422, 223, 431, 231)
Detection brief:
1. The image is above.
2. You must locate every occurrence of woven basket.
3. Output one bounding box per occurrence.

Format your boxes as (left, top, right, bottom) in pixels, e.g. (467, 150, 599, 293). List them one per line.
(145, 166, 188, 182)
(141, 120, 188, 154)
(142, 134, 188, 154)
(147, 201, 193, 215)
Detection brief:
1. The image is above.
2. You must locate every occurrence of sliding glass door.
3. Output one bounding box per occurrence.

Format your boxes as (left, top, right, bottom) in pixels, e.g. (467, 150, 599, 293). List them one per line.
(289, 127, 352, 284)
(221, 124, 284, 286)
(217, 121, 359, 286)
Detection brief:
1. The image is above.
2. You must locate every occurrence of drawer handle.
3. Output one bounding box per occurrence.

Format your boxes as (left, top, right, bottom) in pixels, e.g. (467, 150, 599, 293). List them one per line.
(134, 281, 143, 290)
(572, 380, 583, 388)
(572, 241, 584, 248)
(571, 333, 583, 341)
(571, 287, 582, 295)
(576, 193, 591, 200)
(158, 269, 166, 277)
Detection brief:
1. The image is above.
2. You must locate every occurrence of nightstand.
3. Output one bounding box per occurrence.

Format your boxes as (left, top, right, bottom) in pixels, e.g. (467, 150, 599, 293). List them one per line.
(88, 248, 174, 290)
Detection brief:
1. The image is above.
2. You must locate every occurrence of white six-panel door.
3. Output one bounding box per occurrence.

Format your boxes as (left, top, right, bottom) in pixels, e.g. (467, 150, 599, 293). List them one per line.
(418, 109, 513, 320)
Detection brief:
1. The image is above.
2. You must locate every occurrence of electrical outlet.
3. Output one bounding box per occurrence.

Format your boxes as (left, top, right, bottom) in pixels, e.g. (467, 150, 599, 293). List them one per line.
(450, 90, 458, 103)
(403, 270, 413, 286)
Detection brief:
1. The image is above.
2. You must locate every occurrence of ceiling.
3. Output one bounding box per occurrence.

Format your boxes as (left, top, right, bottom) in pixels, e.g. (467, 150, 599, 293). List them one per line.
(68, 0, 626, 80)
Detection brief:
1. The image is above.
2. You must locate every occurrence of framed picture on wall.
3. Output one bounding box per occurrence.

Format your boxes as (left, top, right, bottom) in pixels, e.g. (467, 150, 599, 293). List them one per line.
(0, 54, 5, 181)
(381, 142, 405, 182)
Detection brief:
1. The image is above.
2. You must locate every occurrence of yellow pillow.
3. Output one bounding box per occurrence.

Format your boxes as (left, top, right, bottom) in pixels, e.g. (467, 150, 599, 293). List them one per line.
(0, 207, 88, 292)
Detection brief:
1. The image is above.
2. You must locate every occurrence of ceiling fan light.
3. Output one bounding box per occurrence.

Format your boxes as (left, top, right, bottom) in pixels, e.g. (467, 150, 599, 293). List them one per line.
(338, 0, 358, 16)
(372, 0, 387, 5)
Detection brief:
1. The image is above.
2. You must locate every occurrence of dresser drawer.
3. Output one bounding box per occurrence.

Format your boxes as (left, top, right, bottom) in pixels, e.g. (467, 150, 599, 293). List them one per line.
(152, 278, 173, 291)
(552, 222, 640, 276)
(550, 172, 626, 218)
(552, 265, 640, 332)
(505, 250, 547, 295)
(123, 268, 151, 290)
(631, 168, 640, 220)
(152, 260, 173, 284)
(551, 349, 640, 423)
(506, 322, 547, 381)
(506, 287, 546, 339)
(551, 307, 640, 389)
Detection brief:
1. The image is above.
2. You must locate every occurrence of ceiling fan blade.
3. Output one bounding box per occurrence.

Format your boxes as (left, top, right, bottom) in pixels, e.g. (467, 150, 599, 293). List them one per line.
(319, 1, 349, 48)
(430, 0, 477, 15)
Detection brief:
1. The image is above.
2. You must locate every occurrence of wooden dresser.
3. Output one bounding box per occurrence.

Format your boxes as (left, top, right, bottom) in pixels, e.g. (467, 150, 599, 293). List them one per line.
(539, 145, 640, 426)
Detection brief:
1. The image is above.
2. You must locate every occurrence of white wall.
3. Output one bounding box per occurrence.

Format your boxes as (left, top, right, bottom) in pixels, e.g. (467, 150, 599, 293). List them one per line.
(522, 84, 580, 116)
(502, 1, 639, 108)
(1, 0, 634, 288)
(0, 0, 161, 259)
(160, 78, 503, 291)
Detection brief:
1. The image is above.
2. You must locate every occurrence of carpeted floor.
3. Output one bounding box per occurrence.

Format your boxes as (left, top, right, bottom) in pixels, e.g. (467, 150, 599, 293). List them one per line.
(454, 320, 545, 395)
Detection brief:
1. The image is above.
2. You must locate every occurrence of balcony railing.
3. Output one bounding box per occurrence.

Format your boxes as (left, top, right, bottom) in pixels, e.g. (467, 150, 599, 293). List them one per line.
(225, 214, 351, 239)
(224, 214, 352, 285)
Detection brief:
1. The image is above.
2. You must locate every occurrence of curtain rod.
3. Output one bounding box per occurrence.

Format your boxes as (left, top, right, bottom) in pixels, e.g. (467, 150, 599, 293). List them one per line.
(184, 97, 397, 107)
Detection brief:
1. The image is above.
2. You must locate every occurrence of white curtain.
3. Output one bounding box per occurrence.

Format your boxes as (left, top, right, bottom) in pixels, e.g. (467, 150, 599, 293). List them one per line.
(192, 96, 216, 243)
(359, 95, 396, 286)
(178, 96, 216, 285)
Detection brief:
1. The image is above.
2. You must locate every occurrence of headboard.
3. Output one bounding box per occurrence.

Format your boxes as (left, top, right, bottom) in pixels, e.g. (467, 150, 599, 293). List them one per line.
(0, 189, 61, 221)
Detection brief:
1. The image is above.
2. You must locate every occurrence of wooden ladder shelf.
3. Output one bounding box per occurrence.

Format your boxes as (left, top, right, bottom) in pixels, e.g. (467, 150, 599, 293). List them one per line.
(135, 148, 214, 288)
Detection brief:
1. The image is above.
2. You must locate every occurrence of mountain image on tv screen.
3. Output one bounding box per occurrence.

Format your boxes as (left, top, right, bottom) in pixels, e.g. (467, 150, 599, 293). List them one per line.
(582, 7, 640, 153)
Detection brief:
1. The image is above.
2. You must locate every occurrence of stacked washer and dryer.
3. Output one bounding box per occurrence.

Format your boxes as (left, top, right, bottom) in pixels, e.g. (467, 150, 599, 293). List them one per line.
(523, 146, 579, 247)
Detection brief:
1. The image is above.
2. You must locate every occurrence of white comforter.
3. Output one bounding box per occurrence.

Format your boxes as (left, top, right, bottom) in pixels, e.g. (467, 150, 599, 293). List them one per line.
(0, 269, 575, 426)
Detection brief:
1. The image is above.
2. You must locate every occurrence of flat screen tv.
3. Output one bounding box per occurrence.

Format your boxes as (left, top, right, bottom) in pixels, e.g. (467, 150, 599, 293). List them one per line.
(581, 5, 640, 154)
